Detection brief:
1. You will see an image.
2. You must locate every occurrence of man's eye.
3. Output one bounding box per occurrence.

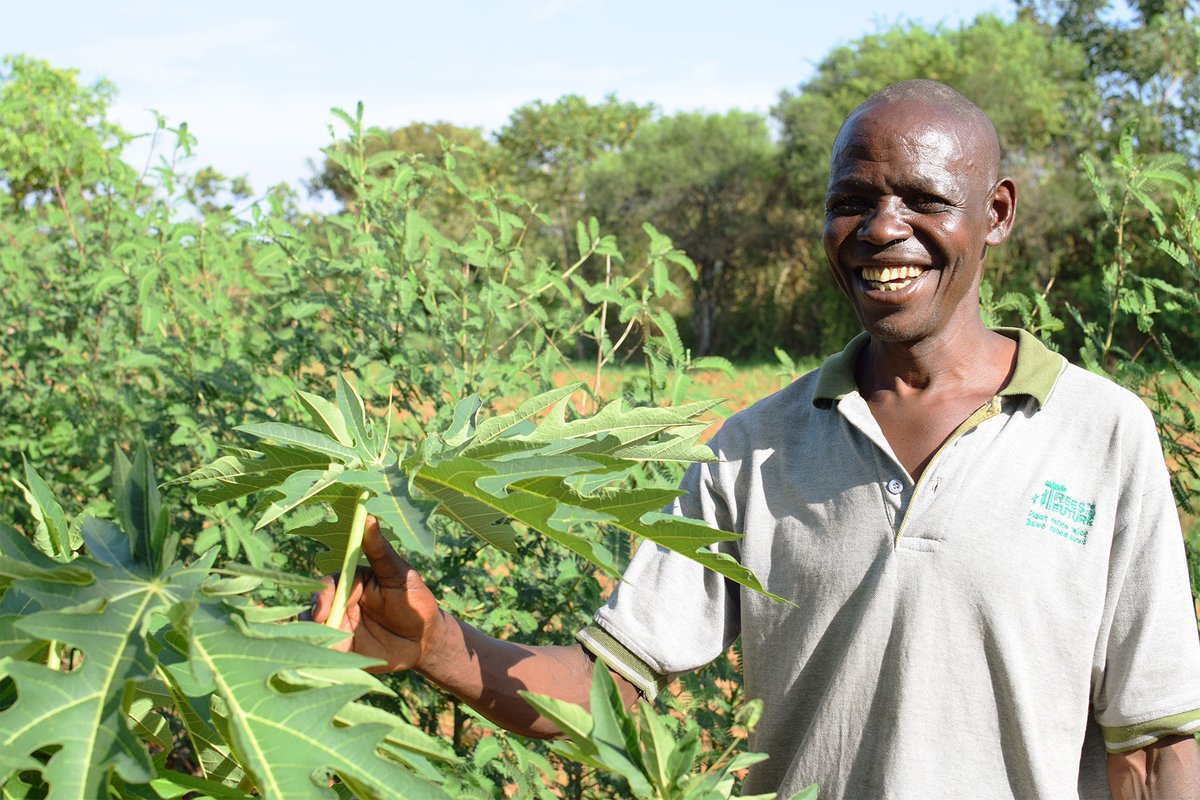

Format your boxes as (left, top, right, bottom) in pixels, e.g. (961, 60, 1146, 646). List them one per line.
(827, 197, 867, 214)
(909, 196, 948, 212)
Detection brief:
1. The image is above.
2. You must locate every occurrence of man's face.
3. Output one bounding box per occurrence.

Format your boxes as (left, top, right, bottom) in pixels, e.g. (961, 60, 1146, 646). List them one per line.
(821, 101, 1009, 343)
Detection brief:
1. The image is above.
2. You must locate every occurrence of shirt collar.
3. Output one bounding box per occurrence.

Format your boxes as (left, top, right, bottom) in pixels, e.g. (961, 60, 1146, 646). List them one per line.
(812, 327, 1066, 409)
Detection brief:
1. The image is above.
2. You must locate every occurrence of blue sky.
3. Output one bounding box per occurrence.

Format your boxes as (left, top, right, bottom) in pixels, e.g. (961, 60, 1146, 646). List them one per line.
(4, 1, 1011, 205)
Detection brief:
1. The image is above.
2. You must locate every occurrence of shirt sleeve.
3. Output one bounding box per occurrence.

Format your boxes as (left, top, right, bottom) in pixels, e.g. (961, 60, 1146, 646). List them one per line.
(1091, 406, 1200, 752)
(577, 451, 743, 700)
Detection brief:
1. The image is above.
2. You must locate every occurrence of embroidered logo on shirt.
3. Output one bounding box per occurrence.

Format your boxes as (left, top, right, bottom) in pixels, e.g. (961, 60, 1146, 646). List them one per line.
(1025, 480, 1095, 545)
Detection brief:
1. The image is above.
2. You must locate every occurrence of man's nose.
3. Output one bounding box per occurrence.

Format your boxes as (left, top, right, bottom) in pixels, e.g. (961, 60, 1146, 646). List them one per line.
(856, 197, 910, 245)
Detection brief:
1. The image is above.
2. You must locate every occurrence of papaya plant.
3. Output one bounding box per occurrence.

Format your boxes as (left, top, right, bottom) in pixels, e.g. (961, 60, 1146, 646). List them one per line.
(0, 448, 462, 798)
(2, 414, 797, 797)
(521, 666, 818, 800)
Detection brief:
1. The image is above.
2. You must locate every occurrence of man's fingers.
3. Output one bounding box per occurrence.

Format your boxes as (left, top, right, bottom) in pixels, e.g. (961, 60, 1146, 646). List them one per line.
(359, 515, 414, 584)
(309, 575, 337, 623)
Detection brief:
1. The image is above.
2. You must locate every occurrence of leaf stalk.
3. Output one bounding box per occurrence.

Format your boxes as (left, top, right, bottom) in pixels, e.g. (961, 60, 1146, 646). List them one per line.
(326, 490, 371, 630)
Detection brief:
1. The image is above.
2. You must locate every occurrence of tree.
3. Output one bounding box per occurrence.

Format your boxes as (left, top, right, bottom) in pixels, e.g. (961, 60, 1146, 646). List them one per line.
(0, 55, 126, 211)
(495, 94, 652, 270)
(586, 111, 795, 357)
(1016, 0, 1200, 159)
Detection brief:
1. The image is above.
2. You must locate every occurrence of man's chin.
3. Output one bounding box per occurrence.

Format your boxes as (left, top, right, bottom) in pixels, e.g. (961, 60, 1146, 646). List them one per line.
(854, 310, 927, 344)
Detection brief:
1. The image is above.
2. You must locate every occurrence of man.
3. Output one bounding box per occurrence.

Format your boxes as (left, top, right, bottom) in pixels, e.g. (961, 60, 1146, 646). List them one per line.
(313, 80, 1200, 798)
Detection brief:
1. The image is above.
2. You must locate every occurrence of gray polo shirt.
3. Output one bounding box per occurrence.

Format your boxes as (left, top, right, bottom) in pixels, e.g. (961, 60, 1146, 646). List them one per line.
(578, 329, 1200, 799)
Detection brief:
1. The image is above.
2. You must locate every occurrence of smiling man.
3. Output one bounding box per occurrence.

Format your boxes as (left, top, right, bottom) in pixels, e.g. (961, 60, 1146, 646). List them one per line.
(314, 80, 1200, 799)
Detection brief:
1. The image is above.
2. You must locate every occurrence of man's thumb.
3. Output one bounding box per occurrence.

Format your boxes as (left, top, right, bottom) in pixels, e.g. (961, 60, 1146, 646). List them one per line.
(359, 515, 409, 582)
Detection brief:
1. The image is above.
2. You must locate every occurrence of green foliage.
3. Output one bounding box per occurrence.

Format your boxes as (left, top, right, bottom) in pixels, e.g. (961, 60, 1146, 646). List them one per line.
(521, 666, 817, 800)
(0, 54, 125, 208)
(8, 18, 1200, 794)
(496, 95, 650, 219)
(1018, 0, 1200, 157)
(1068, 126, 1200, 517)
(0, 55, 780, 797)
(0, 55, 297, 567)
(310, 120, 492, 206)
(1, 444, 791, 798)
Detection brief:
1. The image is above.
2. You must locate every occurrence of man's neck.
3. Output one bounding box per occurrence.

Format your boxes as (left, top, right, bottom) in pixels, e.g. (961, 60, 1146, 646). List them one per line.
(855, 319, 1015, 399)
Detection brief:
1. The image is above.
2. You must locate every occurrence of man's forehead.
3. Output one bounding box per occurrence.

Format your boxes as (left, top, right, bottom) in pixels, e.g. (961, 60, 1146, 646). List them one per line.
(830, 99, 994, 182)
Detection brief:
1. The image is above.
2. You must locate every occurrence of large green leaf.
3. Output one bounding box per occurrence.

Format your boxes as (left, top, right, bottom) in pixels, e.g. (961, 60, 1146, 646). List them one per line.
(297, 389, 353, 447)
(179, 605, 448, 799)
(181, 378, 774, 601)
(413, 454, 781, 599)
(153, 627, 249, 789)
(0, 519, 216, 799)
(470, 384, 581, 445)
(285, 486, 364, 575)
(182, 380, 435, 565)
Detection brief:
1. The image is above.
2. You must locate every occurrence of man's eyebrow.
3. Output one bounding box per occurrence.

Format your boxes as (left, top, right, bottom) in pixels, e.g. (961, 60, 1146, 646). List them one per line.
(826, 177, 878, 193)
(828, 173, 957, 196)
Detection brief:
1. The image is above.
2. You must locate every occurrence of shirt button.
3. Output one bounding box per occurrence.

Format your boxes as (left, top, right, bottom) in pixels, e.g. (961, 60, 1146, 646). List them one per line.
(886, 479, 904, 495)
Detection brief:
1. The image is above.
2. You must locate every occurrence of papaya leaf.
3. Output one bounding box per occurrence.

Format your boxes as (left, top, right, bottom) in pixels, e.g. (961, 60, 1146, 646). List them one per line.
(335, 373, 378, 460)
(636, 698, 678, 792)
(179, 606, 448, 799)
(470, 383, 581, 445)
(338, 464, 436, 557)
(184, 381, 438, 566)
(410, 460, 523, 554)
(442, 394, 482, 448)
(587, 658, 648, 790)
(411, 397, 777, 597)
(286, 486, 364, 575)
(209, 563, 326, 594)
(521, 665, 653, 797)
(513, 395, 721, 461)
(0, 519, 217, 799)
(273, 669, 460, 780)
(145, 770, 255, 799)
(152, 627, 248, 787)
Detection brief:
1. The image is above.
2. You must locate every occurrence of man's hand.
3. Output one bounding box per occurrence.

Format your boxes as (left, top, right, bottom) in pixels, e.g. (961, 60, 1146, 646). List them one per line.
(1107, 735, 1200, 799)
(308, 515, 640, 738)
(309, 516, 447, 674)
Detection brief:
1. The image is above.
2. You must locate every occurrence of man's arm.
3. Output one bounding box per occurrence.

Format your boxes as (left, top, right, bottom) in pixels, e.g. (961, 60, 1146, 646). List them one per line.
(310, 517, 640, 739)
(1107, 736, 1200, 799)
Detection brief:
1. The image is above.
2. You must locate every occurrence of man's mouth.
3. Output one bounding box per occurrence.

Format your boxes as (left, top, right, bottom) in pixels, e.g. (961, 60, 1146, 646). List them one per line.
(859, 265, 926, 292)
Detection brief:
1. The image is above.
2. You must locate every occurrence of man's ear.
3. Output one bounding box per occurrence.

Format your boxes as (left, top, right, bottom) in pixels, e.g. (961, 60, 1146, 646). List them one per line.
(985, 177, 1017, 247)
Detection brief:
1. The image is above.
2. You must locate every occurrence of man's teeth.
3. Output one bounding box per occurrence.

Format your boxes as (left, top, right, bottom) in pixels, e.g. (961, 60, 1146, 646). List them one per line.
(860, 266, 925, 291)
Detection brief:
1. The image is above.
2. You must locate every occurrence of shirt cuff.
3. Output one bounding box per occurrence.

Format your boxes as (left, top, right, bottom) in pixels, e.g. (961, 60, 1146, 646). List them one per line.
(1101, 708, 1200, 752)
(576, 622, 671, 701)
